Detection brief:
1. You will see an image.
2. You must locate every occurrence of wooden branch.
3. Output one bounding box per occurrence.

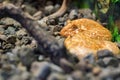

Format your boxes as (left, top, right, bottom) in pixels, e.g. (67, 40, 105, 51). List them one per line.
(0, 3, 67, 64)
(48, 0, 68, 18)
(38, 0, 70, 25)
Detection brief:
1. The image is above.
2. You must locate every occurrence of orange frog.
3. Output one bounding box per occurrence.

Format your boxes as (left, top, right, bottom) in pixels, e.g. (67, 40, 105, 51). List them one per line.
(60, 18, 119, 59)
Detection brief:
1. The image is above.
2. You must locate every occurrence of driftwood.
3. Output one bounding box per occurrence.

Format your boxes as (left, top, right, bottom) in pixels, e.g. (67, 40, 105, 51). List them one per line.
(37, 0, 70, 26)
(0, 3, 67, 64)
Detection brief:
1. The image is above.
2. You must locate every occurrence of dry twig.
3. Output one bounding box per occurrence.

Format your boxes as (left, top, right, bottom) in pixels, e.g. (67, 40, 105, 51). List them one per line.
(38, 0, 70, 25)
(47, 0, 69, 18)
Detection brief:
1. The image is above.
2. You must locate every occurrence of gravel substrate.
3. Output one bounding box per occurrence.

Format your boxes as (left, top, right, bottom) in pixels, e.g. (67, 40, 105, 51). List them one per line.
(0, 1, 120, 80)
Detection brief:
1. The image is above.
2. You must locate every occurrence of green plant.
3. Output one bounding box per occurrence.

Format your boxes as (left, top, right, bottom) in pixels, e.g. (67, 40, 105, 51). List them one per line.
(111, 0, 120, 3)
(107, 16, 120, 42)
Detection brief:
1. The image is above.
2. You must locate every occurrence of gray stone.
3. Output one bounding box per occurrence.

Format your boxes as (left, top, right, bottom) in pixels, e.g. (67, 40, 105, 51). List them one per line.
(69, 9, 78, 20)
(103, 57, 119, 67)
(97, 49, 114, 59)
(48, 73, 66, 80)
(31, 61, 51, 80)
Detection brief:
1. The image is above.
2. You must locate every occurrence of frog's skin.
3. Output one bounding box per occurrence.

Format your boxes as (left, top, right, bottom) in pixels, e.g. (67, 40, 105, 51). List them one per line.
(60, 18, 119, 59)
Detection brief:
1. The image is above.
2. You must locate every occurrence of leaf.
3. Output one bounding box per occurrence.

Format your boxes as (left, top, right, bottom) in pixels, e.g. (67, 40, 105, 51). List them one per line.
(116, 35, 120, 42)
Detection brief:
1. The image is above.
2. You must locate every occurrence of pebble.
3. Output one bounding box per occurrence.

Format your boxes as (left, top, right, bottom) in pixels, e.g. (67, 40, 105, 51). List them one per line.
(103, 57, 119, 67)
(83, 54, 95, 64)
(69, 9, 78, 20)
(92, 67, 101, 76)
(47, 18, 57, 25)
(51, 66, 63, 74)
(0, 27, 5, 34)
(59, 17, 66, 23)
(21, 36, 32, 45)
(99, 68, 120, 80)
(0, 34, 7, 41)
(71, 70, 83, 80)
(21, 4, 37, 15)
(78, 9, 96, 19)
(46, 1, 53, 6)
(1, 63, 17, 80)
(2, 43, 14, 50)
(15, 47, 36, 67)
(38, 55, 45, 61)
(0, 42, 2, 48)
(6, 52, 19, 65)
(5, 26, 16, 35)
(54, 4, 60, 11)
(44, 5, 54, 15)
(48, 73, 66, 80)
(31, 61, 51, 80)
(1, 18, 20, 26)
(16, 29, 27, 37)
(76, 61, 93, 73)
(7, 35, 16, 44)
(60, 58, 74, 73)
(97, 49, 114, 59)
(9, 71, 32, 80)
(97, 59, 106, 67)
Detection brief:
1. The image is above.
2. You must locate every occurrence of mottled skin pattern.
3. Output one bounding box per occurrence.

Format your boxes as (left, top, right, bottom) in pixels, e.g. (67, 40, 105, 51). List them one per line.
(60, 18, 119, 59)
(60, 18, 112, 40)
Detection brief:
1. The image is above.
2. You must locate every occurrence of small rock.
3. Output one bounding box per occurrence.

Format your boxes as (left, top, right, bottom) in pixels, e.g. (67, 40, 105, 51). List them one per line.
(16, 29, 27, 38)
(0, 42, 2, 49)
(103, 57, 119, 67)
(7, 35, 16, 44)
(97, 49, 114, 59)
(1, 18, 20, 26)
(92, 67, 101, 76)
(16, 47, 36, 67)
(31, 61, 51, 80)
(21, 36, 32, 45)
(38, 55, 45, 61)
(46, 1, 53, 6)
(5, 26, 16, 35)
(1, 63, 17, 80)
(37, 18, 48, 28)
(78, 9, 96, 19)
(97, 59, 106, 67)
(59, 17, 66, 23)
(2, 43, 14, 50)
(9, 71, 32, 80)
(48, 73, 66, 80)
(0, 34, 7, 41)
(71, 70, 83, 80)
(50, 63, 63, 73)
(76, 61, 93, 72)
(44, 5, 54, 15)
(47, 18, 57, 25)
(69, 9, 78, 20)
(6, 52, 19, 65)
(83, 54, 95, 64)
(60, 58, 74, 73)
(54, 4, 60, 11)
(21, 4, 37, 15)
(0, 27, 5, 35)
(99, 68, 120, 80)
